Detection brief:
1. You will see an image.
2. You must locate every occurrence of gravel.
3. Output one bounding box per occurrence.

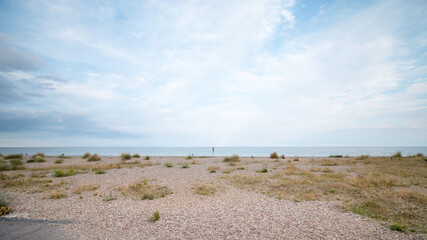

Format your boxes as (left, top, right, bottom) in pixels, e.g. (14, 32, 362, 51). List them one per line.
(4, 156, 425, 239)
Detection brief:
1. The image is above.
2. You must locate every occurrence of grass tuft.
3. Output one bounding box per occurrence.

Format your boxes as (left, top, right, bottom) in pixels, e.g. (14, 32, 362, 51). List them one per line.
(223, 154, 240, 162)
(121, 178, 172, 200)
(149, 210, 160, 222)
(144, 156, 150, 160)
(87, 154, 101, 162)
(82, 152, 91, 159)
(4, 154, 22, 160)
(194, 184, 216, 195)
(270, 152, 279, 159)
(165, 163, 173, 168)
(54, 159, 63, 164)
(185, 155, 193, 160)
(121, 153, 131, 161)
(132, 153, 140, 158)
(181, 164, 189, 169)
(53, 169, 76, 177)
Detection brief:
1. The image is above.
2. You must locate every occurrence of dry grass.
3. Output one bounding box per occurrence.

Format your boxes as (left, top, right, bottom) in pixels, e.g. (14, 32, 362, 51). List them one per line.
(193, 184, 216, 195)
(121, 178, 172, 200)
(207, 165, 220, 173)
(73, 184, 100, 194)
(48, 190, 67, 199)
(229, 156, 427, 233)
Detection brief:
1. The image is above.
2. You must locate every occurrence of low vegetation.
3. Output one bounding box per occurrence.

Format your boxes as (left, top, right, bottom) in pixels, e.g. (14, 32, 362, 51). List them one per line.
(4, 154, 22, 159)
(181, 164, 189, 168)
(121, 178, 172, 200)
(82, 152, 91, 159)
(194, 184, 216, 195)
(329, 155, 343, 158)
(48, 190, 67, 199)
(270, 152, 279, 159)
(149, 210, 160, 222)
(73, 184, 100, 194)
(229, 156, 427, 233)
(121, 153, 132, 161)
(144, 156, 150, 160)
(132, 153, 140, 158)
(87, 154, 101, 162)
(165, 163, 173, 168)
(0, 190, 13, 215)
(207, 165, 220, 173)
(185, 155, 193, 160)
(223, 154, 240, 163)
(53, 169, 77, 177)
(55, 159, 63, 164)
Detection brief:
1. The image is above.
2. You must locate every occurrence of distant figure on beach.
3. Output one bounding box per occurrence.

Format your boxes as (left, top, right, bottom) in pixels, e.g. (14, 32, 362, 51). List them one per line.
(212, 147, 214, 157)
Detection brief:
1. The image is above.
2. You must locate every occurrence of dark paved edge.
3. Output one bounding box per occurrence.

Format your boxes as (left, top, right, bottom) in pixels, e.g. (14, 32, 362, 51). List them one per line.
(0, 217, 74, 224)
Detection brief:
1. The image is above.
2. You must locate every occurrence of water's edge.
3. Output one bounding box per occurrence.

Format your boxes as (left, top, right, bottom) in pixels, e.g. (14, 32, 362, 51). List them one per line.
(0, 147, 426, 157)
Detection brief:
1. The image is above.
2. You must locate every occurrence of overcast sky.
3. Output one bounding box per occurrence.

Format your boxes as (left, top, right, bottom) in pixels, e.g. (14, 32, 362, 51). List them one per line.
(0, 0, 426, 147)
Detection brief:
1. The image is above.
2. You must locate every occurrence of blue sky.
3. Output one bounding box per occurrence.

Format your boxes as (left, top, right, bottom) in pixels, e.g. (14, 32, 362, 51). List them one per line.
(0, 0, 426, 147)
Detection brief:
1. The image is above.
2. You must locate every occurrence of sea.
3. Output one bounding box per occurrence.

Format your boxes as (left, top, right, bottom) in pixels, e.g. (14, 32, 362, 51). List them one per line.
(0, 147, 426, 157)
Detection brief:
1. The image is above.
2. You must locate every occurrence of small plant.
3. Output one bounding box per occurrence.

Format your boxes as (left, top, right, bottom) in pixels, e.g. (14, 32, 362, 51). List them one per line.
(0, 162, 16, 171)
(280, 154, 285, 159)
(87, 154, 101, 162)
(144, 156, 150, 160)
(194, 184, 216, 195)
(149, 210, 160, 222)
(4, 154, 22, 159)
(10, 159, 23, 166)
(54, 159, 63, 164)
(26, 159, 35, 163)
(165, 163, 173, 168)
(228, 162, 236, 166)
(122, 178, 172, 200)
(95, 169, 106, 174)
(223, 154, 240, 162)
(329, 155, 343, 158)
(103, 192, 116, 201)
(53, 169, 76, 177)
(182, 164, 189, 169)
(207, 166, 220, 173)
(257, 168, 268, 173)
(356, 155, 370, 160)
(293, 157, 299, 161)
(49, 190, 67, 199)
(73, 184, 99, 194)
(416, 153, 423, 157)
(33, 156, 46, 162)
(132, 153, 140, 158)
(390, 223, 407, 232)
(83, 152, 91, 159)
(32, 152, 45, 158)
(236, 167, 245, 170)
(58, 153, 65, 158)
(270, 152, 279, 159)
(121, 153, 132, 161)
(0, 191, 13, 215)
(185, 155, 193, 160)
(392, 151, 402, 158)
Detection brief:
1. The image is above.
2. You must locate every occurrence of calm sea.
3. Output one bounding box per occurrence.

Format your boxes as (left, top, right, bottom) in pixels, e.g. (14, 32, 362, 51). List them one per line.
(0, 147, 426, 157)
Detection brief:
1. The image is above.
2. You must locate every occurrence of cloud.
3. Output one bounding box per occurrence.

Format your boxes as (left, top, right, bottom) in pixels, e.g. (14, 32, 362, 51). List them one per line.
(0, 38, 45, 72)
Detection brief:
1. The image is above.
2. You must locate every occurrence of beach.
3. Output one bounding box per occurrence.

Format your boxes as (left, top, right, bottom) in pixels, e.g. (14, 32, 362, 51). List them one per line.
(0, 154, 425, 239)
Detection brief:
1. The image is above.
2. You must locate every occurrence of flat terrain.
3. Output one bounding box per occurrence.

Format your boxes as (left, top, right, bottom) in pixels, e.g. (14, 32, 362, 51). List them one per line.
(0, 154, 426, 239)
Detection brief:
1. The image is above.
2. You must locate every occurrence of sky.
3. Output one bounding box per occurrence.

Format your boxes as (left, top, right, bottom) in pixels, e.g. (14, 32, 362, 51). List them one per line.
(0, 0, 426, 147)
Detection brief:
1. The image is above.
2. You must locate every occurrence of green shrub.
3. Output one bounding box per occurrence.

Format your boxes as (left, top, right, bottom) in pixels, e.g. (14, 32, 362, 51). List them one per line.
(87, 154, 101, 162)
(9, 159, 23, 166)
(26, 159, 35, 163)
(185, 155, 193, 160)
(0, 162, 15, 171)
(390, 223, 407, 232)
(149, 210, 160, 222)
(329, 155, 343, 158)
(144, 156, 150, 160)
(182, 164, 189, 169)
(58, 153, 65, 158)
(280, 154, 285, 159)
(165, 163, 173, 168)
(132, 153, 140, 158)
(121, 153, 131, 161)
(4, 154, 22, 159)
(270, 152, 279, 159)
(416, 153, 423, 158)
(53, 169, 76, 177)
(95, 169, 106, 174)
(257, 168, 268, 173)
(223, 154, 240, 162)
(32, 152, 45, 158)
(82, 152, 91, 159)
(0, 191, 13, 215)
(34, 156, 46, 162)
(54, 159, 63, 164)
(392, 151, 402, 158)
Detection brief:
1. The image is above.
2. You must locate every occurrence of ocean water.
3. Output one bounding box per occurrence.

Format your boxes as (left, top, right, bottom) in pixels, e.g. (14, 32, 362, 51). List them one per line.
(0, 147, 426, 157)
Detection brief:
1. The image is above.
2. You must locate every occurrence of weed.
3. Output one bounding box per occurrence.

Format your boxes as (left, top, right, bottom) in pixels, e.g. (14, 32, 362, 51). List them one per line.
(390, 223, 408, 232)
(121, 153, 131, 161)
(32, 152, 45, 158)
(0, 191, 13, 215)
(4, 154, 22, 159)
(0, 162, 16, 171)
(121, 178, 172, 200)
(132, 154, 141, 158)
(280, 154, 285, 159)
(73, 184, 99, 194)
(392, 151, 402, 158)
(149, 210, 160, 222)
(356, 155, 370, 160)
(144, 156, 150, 160)
(10, 159, 23, 166)
(207, 166, 220, 173)
(228, 162, 236, 166)
(182, 164, 189, 169)
(223, 155, 240, 162)
(33, 156, 46, 162)
(165, 163, 173, 168)
(257, 168, 268, 173)
(270, 152, 279, 159)
(49, 190, 67, 199)
(26, 159, 35, 163)
(94, 168, 106, 174)
(103, 192, 116, 201)
(82, 153, 91, 159)
(194, 184, 216, 195)
(87, 154, 101, 162)
(185, 155, 193, 160)
(329, 155, 343, 158)
(53, 169, 76, 177)
(236, 167, 245, 170)
(55, 159, 63, 164)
